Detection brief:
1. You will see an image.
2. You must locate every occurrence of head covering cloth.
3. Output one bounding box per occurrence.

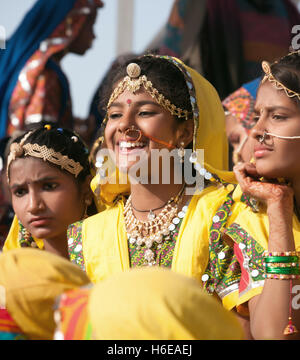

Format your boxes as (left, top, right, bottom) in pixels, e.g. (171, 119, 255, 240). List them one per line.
(222, 77, 261, 134)
(56, 267, 245, 340)
(0, 0, 102, 139)
(0, 248, 90, 340)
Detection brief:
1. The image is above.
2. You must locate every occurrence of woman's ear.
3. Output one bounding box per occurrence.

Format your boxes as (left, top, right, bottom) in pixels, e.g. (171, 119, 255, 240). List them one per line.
(176, 119, 194, 148)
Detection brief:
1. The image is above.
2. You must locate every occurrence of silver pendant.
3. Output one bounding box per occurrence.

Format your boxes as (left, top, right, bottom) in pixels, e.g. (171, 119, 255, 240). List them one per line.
(148, 209, 156, 220)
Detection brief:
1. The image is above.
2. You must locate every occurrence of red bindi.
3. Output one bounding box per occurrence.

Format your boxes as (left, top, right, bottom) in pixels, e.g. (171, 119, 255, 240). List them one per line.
(126, 99, 132, 106)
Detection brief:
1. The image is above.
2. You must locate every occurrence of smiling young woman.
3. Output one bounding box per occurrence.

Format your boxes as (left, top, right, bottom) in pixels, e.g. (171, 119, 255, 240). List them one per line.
(3, 125, 95, 258)
(67, 55, 233, 278)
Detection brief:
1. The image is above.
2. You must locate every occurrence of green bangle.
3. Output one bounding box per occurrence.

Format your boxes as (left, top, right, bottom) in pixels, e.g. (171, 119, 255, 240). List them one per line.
(264, 256, 299, 263)
(265, 267, 300, 275)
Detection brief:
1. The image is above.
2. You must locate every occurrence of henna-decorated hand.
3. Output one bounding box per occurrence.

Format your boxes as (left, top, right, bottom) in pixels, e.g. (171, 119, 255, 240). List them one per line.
(233, 162, 294, 208)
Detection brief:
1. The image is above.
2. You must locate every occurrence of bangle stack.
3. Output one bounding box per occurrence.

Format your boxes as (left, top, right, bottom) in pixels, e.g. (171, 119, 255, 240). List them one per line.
(263, 251, 299, 335)
(263, 251, 300, 280)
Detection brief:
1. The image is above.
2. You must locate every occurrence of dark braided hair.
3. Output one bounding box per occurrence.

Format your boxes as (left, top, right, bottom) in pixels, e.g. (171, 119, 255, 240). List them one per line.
(9, 124, 91, 184)
(269, 52, 300, 106)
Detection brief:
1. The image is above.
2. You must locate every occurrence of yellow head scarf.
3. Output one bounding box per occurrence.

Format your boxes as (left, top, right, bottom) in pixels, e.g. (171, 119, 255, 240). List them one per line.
(91, 55, 233, 206)
(0, 248, 90, 340)
(88, 267, 244, 340)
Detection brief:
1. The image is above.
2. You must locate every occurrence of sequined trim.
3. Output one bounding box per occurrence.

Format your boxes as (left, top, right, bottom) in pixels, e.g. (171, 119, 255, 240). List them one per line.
(68, 220, 85, 271)
(224, 223, 265, 296)
(154, 56, 199, 149)
(202, 192, 266, 307)
(202, 192, 241, 298)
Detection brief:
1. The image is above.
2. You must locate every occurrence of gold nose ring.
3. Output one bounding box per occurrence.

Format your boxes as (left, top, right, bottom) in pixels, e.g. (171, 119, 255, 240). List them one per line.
(124, 126, 142, 142)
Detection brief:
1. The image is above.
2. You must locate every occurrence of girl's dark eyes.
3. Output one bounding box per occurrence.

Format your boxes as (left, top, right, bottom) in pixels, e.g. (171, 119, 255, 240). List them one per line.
(13, 183, 58, 196)
(139, 111, 155, 117)
(108, 111, 156, 119)
(272, 114, 287, 121)
(13, 188, 27, 197)
(43, 183, 58, 191)
(108, 113, 122, 120)
(253, 114, 287, 122)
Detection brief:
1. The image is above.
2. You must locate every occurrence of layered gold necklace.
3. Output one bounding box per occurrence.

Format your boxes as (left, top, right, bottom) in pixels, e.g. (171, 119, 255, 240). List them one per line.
(124, 184, 186, 266)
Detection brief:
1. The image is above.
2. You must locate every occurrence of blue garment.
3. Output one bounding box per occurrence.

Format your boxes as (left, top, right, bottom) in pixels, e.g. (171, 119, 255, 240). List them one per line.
(0, 0, 77, 139)
(243, 77, 261, 99)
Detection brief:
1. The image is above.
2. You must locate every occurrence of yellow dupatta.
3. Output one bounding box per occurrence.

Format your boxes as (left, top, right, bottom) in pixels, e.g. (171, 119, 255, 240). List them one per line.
(82, 56, 235, 283)
(89, 267, 244, 340)
(0, 248, 90, 340)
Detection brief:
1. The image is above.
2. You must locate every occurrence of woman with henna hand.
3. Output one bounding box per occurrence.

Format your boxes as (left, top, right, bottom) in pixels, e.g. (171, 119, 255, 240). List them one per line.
(232, 52, 300, 339)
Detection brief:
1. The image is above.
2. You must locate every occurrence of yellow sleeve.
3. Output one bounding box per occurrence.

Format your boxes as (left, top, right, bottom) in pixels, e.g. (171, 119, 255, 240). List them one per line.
(2, 216, 20, 251)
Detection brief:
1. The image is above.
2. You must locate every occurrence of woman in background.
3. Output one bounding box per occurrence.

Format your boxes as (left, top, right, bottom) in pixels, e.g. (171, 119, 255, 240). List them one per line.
(0, 0, 103, 140)
(223, 77, 260, 167)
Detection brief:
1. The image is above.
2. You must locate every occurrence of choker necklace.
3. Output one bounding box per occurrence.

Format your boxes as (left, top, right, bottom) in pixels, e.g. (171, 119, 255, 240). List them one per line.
(124, 184, 186, 266)
(131, 184, 185, 221)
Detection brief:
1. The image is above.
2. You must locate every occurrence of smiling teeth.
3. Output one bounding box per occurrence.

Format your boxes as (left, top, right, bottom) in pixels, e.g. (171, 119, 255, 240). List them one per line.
(120, 141, 145, 148)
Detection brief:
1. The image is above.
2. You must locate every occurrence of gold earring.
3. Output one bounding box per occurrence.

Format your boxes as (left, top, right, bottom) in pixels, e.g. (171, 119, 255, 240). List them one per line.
(177, 142, 185, 163)
(19, 226, 36, 248)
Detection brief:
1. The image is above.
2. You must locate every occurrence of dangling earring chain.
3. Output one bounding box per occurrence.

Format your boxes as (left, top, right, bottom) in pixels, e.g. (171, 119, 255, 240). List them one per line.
(177, 142, 185, 163)
(18, 223, 37, 248)
(124, 183, 186, 266)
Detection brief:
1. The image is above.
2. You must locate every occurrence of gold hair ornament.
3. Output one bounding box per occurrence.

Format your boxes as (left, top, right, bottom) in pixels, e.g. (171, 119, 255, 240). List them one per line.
(7, 133, 83, 182)
(261, 60, 300, 101)
(106, 63, 191, 121)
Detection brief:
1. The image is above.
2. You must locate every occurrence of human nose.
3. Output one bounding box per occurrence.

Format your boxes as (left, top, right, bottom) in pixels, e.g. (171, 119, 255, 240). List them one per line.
(117, 109, 135, 135)
(250, 111, 267, 142)
(27, 189, 44, 214)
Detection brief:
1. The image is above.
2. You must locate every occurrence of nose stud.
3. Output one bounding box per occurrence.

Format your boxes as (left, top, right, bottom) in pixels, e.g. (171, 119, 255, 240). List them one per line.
(258, 131, 267, 144)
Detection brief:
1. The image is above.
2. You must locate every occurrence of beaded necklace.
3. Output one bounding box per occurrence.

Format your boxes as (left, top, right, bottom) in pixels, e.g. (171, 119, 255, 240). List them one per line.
(124, 184, 186, 266)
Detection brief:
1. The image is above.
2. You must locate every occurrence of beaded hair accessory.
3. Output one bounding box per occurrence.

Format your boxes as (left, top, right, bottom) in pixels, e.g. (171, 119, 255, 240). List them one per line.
(7, 132, 83, 182)
(261, 60, 300, 101)
(106, 63, 191, 121)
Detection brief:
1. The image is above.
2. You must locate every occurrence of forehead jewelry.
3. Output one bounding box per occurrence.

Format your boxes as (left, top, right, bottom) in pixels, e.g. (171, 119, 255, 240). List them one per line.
(106, 63, 190, 121)
(126, 99, 132, 107)
(6, 132, 83, 182)
(262, 61, 300, 101)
